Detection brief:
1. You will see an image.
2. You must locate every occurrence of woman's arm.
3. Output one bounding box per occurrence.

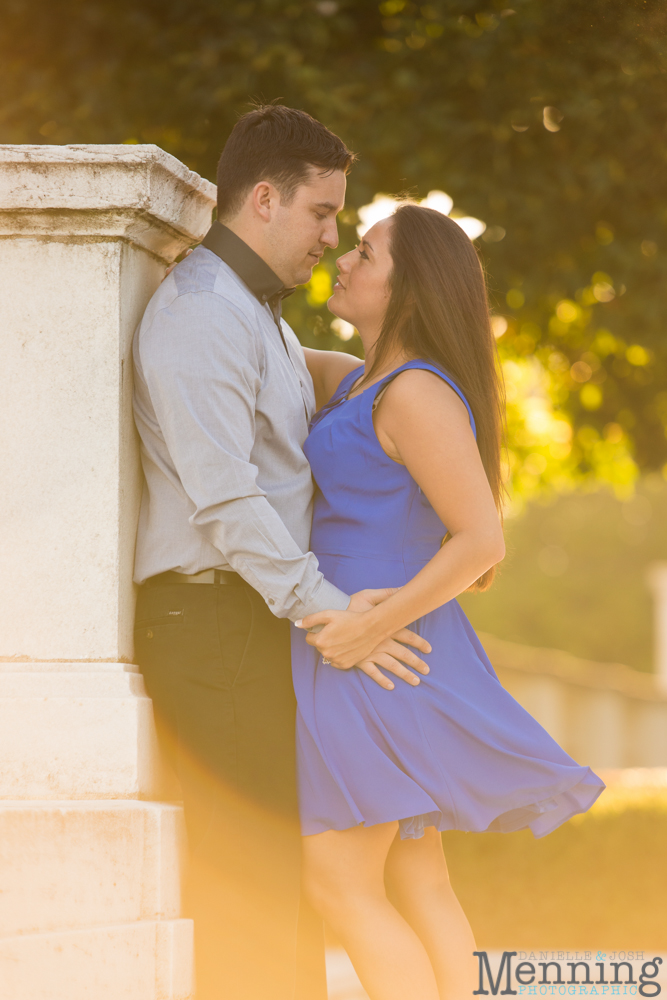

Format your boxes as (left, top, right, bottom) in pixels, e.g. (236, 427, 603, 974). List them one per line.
(297, 369, 505, 668)
(302, 346, 363, 411)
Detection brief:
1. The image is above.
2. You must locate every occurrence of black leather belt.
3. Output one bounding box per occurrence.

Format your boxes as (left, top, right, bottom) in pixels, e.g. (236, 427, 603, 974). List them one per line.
(146, 569, 243, 587)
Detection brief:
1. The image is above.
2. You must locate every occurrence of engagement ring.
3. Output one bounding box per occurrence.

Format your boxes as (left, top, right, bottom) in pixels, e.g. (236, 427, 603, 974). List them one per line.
(322, 657, 331, 664)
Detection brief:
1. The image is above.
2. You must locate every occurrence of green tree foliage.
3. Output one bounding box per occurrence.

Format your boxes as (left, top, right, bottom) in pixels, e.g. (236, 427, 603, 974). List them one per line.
(2, 0, 666, 484)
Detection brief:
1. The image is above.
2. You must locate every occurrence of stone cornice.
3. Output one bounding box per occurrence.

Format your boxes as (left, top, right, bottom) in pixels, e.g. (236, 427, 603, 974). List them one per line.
(0, 144, 216, 261)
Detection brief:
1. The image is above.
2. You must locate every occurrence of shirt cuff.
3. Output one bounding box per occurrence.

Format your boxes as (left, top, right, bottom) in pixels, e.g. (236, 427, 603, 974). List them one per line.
(289, 578, 350, 623)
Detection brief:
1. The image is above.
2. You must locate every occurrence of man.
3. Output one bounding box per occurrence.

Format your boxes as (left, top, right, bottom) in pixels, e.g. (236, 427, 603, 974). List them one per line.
(132, 104, 428, 1000)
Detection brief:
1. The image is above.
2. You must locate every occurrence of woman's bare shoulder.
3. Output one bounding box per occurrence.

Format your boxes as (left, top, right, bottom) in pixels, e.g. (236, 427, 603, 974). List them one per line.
(373, 368, 475, 465)
(380, 368, 469, 419)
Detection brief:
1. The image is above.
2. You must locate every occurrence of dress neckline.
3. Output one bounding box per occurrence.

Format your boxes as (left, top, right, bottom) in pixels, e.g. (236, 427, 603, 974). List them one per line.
(311, 359, 438, 431)
(342, 358, 418, 403)
(310, 358, 477, 439)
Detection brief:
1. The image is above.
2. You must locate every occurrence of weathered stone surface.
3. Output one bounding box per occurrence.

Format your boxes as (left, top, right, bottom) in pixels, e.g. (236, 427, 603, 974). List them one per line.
(0, 664, 169, 799)
(0, 919, 194, 1000)
(0, 144, 215, 664)
(0, 801, 185, 935)
(0, 144, 216, 259)
(0, 144, 210, 997)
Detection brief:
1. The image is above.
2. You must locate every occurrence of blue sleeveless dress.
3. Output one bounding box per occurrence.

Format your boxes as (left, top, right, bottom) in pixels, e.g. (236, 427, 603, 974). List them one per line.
(291, 360, 605, 840)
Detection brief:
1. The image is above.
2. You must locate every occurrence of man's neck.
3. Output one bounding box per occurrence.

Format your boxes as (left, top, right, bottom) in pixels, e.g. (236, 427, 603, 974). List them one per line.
(222, 216, 274, 274)
(201, 222, 286, 306)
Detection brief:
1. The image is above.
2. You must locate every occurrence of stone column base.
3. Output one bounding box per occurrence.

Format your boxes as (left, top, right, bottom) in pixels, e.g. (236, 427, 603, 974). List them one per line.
(0, 801, 192, 998)
(0, 663, 177, 799)
(0, 919, 194, 1000)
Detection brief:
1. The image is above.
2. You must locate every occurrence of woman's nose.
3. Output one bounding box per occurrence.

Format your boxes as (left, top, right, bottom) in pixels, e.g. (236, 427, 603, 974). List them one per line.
(336, 250, 353, 271)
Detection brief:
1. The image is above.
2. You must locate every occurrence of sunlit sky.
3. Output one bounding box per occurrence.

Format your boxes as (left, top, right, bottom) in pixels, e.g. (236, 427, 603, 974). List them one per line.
(356, 190, 487, 241)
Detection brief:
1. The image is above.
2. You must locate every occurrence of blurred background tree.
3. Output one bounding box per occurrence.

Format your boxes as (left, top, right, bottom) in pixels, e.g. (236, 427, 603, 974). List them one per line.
(2, 0, 667, 666)
(2, 0, 666, 484)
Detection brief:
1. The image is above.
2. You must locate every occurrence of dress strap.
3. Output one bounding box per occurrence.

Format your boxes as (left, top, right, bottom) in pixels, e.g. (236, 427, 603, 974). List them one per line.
(371, 360, 477, 438)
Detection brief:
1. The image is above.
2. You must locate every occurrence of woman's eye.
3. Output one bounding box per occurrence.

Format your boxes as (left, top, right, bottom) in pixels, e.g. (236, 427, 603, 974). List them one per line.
(357, 246, 369, 260)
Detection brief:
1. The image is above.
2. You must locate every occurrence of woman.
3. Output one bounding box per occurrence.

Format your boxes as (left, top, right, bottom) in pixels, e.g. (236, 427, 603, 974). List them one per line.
(295, 203, 605, 1000)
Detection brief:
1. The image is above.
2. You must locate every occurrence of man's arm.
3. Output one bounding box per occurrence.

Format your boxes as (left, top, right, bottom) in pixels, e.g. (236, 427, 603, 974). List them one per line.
(302, 347, 363, 411)
(139, 289, 349, 622)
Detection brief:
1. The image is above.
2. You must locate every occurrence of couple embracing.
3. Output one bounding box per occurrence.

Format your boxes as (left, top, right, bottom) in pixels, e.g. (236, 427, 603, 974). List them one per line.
(132, 105, 604, 1000)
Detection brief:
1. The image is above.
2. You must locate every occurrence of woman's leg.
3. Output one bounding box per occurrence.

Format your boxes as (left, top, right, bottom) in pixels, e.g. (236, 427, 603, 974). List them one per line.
(301, 822, 440, 1000)
(384, 826, 478, 999)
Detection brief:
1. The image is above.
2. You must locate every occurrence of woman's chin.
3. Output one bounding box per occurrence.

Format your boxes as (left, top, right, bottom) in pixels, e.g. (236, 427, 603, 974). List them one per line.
(326, 294, 352, 322)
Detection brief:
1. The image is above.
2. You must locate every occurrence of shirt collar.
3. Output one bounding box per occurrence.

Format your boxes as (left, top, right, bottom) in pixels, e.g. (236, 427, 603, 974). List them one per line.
(201, 221, 294, 305)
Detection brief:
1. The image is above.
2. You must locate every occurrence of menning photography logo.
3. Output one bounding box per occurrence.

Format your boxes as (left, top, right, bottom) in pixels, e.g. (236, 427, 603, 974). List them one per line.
(473, 952, 663, 997)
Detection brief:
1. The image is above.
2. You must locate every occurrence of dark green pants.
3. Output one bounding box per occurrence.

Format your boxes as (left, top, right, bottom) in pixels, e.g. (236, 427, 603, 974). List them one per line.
(135, 576, 326, 1000)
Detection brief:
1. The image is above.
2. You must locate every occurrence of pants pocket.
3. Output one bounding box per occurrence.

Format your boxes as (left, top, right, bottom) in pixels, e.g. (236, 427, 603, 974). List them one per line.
(134, 609, 184, 628)
(134, 604, 185, 642)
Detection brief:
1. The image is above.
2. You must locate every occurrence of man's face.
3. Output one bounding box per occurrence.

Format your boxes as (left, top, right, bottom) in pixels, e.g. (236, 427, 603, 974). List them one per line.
(264, 167, 347, 287)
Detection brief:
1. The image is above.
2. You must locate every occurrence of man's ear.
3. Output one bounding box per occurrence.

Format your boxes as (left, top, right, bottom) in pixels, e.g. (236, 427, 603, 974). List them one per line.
(251, 181, 275, 223)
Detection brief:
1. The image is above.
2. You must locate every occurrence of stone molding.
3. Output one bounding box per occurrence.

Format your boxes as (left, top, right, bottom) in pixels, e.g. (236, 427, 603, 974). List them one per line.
(0, 144, 216, 260)
(0, 662, 166, 799)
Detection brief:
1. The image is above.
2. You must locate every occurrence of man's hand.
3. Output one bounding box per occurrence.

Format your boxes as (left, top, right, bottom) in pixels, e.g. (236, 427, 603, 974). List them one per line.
(354, 635, 430, 690)
(164, 247, 193, 278)
(295, 588, 431, 691)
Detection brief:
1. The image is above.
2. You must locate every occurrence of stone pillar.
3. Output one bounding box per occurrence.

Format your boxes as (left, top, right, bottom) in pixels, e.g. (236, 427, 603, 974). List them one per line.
(511, 673, 567, 746)
(573, 688, 627, 770)
(0, 143, 215, 663)
(647, 562, 667, 693)
(0, 145, 216, 999)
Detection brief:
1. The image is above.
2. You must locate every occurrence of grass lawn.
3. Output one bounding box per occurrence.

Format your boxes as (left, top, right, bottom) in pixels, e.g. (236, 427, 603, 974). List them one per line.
(443, 785, 667, 949)
(458, 478, 667, 675)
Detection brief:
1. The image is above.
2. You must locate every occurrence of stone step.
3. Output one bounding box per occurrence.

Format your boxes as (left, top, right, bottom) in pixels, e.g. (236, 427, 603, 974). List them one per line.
(0, 664, 172, 799)
(0, 662, 140, 672)
(0, 670, 147, 697)
(0, 919, 194, 1000)
(0, 801, 184, 936)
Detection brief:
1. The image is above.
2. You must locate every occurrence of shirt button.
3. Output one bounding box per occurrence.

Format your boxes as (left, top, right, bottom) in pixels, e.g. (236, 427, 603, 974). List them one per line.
(268, 598, 275, 606)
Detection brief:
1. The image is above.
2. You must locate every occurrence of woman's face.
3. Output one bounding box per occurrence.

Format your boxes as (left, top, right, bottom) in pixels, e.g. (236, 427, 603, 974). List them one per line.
(328, 216, 394, 340)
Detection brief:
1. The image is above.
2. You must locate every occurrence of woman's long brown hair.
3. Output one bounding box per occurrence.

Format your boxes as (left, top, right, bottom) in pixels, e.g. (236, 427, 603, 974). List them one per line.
(360, 202, 506, 591)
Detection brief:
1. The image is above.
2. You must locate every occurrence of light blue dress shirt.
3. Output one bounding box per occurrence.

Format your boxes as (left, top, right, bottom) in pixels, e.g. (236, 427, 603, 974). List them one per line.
(132, 239, 350, 622)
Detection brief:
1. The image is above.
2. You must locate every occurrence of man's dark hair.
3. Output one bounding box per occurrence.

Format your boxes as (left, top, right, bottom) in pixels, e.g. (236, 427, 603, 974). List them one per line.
(216, 104, 356, 220)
